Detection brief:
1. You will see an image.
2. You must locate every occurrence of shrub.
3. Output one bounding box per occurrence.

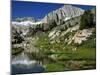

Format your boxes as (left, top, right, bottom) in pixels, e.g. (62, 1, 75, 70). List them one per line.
(12, 47, 24, 55)
(80, 10, 94, 30)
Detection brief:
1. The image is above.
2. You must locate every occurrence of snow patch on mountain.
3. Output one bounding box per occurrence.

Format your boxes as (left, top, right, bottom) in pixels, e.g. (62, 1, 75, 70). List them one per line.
(64, 17, 71, 21)
(12, 21, 42, 26)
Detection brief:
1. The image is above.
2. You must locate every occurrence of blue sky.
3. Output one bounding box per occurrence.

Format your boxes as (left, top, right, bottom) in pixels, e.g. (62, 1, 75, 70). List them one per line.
(12, 1, 95, 20)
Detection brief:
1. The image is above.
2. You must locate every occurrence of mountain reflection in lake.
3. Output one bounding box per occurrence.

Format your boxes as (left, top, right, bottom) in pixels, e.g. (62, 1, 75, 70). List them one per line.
(11, 52, 45, 75)
(11, 64, 45, 75)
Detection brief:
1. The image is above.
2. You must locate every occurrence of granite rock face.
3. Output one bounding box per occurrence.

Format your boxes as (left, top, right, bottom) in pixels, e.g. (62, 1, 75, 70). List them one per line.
(42, 5, 84, 25)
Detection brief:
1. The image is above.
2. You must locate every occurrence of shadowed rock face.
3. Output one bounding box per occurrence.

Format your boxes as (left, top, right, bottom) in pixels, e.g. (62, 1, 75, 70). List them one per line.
(12, 25, 24, 44)
(42, 5, 84, 25)
(91, 8, 96, 24)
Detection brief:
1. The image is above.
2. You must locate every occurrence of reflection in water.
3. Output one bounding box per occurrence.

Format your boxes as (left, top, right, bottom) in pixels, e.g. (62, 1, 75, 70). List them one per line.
(12, 52, 45, 75)
(12, 64, 45, 75)
(12, 53, 37, 65)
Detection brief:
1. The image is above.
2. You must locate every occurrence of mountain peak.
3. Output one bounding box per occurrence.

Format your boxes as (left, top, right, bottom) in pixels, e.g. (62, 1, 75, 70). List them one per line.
(42, 4, 84, 25)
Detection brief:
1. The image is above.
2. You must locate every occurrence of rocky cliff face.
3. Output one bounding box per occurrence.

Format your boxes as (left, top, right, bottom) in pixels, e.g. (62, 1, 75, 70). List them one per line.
(42, 5, 84, 25)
